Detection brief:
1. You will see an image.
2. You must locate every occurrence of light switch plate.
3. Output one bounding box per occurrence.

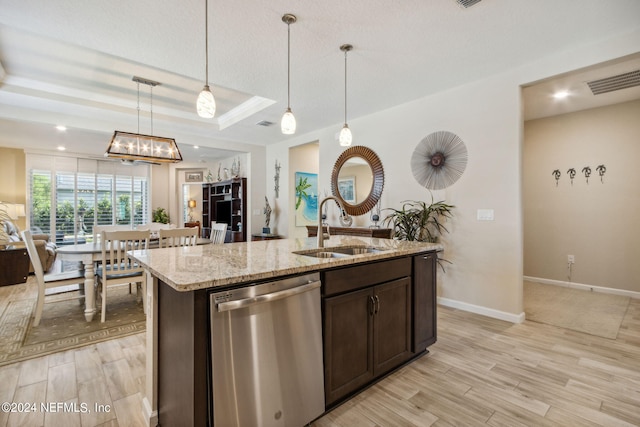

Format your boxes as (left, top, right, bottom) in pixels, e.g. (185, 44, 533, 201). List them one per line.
(477, 209, 494, 221)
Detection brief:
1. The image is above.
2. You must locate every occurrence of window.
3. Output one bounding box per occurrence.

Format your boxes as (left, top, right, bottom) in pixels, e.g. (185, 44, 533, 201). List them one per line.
(27, 155, 150, 244)
(30, 171, 52, 234)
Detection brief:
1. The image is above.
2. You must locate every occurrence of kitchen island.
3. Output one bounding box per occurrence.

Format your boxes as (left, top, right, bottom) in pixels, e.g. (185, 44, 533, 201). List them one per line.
(131, 235, 442, 426)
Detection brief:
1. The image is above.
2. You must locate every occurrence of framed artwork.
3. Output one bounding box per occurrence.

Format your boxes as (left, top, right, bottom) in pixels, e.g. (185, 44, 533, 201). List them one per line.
(294, 172, 318, 226)
(185, 171, 203, 182)
(338, 176, 356, 204)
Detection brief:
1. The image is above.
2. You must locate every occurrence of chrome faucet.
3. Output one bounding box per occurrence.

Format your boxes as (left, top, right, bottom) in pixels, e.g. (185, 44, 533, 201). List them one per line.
(317, 196, 345, 248)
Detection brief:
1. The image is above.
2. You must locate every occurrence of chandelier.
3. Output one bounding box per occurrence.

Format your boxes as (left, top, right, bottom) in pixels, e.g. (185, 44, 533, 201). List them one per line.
(105, 76, 182, 164)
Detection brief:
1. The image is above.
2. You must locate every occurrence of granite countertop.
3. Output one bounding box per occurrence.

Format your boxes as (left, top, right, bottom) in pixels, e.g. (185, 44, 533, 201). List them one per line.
(130, 235, 442, 292)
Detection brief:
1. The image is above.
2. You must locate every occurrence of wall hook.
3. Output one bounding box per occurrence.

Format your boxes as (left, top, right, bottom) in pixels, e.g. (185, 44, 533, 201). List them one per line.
(552, 169, 561, 186)
(582, 166, 591, 184)
(596, 164, 606, 183)
(567, 168, 576, 185)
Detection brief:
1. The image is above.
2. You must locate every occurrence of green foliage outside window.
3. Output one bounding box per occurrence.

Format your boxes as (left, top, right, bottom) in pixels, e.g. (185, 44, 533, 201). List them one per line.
(152, 207, 170, 224)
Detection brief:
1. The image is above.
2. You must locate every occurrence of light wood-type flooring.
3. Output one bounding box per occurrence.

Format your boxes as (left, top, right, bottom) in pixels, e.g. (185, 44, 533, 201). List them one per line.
(1, 297, 638, 426)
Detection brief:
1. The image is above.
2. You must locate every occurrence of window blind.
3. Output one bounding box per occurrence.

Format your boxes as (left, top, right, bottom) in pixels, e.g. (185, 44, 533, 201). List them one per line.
(26, 154, 150, 243)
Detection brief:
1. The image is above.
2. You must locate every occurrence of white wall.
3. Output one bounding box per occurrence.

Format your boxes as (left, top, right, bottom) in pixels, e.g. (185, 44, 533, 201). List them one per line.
(266, 144, 290, 238)
(0, 147, 26, 230)
(524, 100, 640, 294)
(288, 143, 319, 238)
(267, 29, 640, 321)
(150, 164, 170, 221)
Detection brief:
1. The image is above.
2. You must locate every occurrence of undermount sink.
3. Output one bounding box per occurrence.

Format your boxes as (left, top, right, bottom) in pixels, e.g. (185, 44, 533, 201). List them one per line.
(327, 247, 387, 255)
(299, 251, 351, 259)
(293, 246, 388, 258)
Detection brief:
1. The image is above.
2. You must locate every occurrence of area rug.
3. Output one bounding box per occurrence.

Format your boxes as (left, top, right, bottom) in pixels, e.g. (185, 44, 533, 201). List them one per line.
(0, 277, 146, 366)
(524, 281, 630, 339)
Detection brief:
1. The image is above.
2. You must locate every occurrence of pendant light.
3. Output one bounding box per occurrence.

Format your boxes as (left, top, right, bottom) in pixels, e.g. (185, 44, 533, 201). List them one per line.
(339, 44, 353, 147)
(281, 14, 297, 134)
(196, 0, 216, 118)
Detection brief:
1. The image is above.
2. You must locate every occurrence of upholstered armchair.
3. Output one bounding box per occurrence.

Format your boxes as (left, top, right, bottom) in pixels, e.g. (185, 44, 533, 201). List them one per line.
(2, 220, 57, 272)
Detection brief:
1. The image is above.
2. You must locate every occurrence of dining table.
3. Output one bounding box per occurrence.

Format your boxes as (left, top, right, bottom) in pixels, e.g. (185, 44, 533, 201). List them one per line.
(56, 237, 212, 322)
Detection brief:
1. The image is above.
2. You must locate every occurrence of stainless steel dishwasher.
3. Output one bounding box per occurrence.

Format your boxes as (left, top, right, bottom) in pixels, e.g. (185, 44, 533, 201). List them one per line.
(210, 272, 325, 426)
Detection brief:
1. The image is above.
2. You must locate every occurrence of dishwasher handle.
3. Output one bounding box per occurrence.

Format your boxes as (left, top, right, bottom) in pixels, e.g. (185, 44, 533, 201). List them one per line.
(216, 280, 321, 312)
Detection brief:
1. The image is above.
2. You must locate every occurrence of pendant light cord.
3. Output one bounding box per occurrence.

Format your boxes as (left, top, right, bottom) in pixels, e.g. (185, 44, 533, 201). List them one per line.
(136, 82, 140, 133)
(204, 0, 209, 87)
(150, 85, 153, 135)
(287, 21, 291, 109)
(344, 48, 348, 124)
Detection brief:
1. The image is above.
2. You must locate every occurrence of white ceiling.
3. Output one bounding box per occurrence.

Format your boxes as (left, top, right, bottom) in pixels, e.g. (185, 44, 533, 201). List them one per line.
(523, 53, 640, 121)
(0, 0, 639, 162)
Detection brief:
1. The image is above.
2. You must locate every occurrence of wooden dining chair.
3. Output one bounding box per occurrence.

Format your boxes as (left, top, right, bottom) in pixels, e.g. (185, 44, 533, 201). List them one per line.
(158, 227, 198, 248)
(210, 223, 227, 244)
(92, 224, 132, 243)
(96, 229, 149, 322)
(21, 230, 86, 326)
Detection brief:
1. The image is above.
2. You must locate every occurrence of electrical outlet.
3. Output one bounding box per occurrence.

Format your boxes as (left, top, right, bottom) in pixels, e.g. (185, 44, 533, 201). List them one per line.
(568, 254, 575, 264)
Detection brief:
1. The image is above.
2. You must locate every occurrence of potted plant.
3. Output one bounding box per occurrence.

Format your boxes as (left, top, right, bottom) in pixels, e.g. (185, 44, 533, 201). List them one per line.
(383, 197, 454, 270)
(152, 207, 170, 224)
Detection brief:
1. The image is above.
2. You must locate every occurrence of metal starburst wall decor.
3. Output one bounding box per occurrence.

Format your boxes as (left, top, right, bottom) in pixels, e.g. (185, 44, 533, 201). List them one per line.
(410, 131, 468, 190)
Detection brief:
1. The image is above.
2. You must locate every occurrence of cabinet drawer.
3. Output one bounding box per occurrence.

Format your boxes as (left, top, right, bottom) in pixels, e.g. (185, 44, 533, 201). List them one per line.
(323, 257, 411, 297)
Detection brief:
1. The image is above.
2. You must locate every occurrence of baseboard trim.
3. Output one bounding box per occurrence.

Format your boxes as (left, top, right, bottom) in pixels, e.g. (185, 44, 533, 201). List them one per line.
(524, 276, 640, 299)
(142, 397, 158, 427)
(438, 297, 525, 324)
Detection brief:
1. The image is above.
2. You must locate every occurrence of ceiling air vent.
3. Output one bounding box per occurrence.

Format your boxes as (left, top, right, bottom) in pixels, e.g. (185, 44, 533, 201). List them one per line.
(456, 0, 482, 8)
(256, 120, 275, 127)
(586, 69, 640, 95)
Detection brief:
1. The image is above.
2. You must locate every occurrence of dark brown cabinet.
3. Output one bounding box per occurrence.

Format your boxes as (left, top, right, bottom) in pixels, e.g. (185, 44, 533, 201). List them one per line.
(413, 252, 437, 352)
(201, 178, 247, 242)
(322, 258, 413, 407)
(373, 278, 412, 374)
(0, 247, 30, 287)
(323, 287, 374, 405)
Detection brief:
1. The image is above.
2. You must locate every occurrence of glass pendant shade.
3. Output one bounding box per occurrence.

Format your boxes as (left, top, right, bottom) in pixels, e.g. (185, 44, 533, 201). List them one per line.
(339, 124, 352, 147)
(281, 108, 296, 134)
(197, 85, 216, 118)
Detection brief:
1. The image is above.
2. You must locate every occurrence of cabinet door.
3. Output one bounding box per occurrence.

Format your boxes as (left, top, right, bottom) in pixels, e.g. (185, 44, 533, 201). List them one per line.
(413, 252, 437, 352)
(373, 277, 412, 375)
(323, 287, 374, 406)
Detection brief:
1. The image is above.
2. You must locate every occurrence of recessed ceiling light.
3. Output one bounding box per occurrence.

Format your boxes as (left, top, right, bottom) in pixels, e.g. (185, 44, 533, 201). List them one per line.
(552, 90, 570, 99)
(194, 146, 199, 149)
(57, 146, 66, 151)
(56, 125, 67, 131)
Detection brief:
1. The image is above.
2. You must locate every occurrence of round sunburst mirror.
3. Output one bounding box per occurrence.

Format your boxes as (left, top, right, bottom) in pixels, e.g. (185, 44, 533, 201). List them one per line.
(411, 131, 468, 190)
